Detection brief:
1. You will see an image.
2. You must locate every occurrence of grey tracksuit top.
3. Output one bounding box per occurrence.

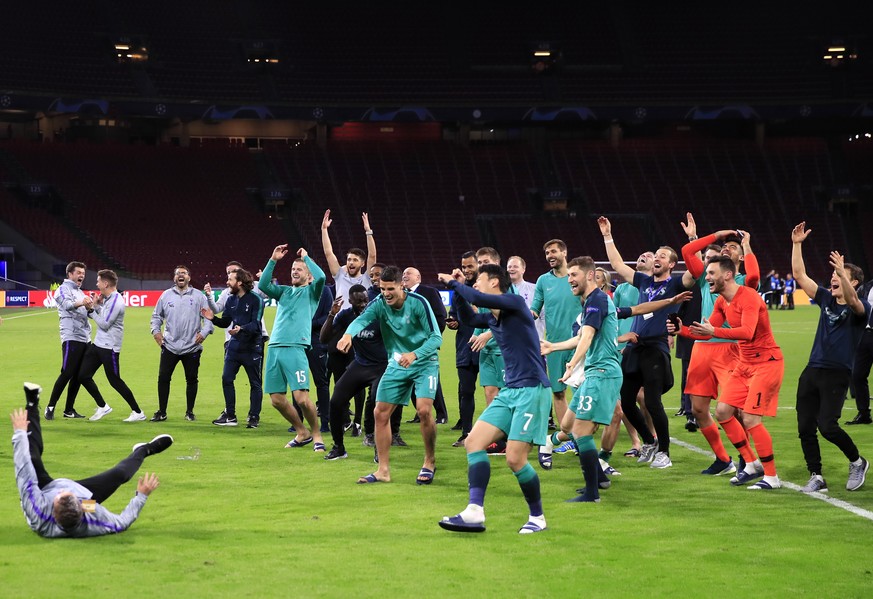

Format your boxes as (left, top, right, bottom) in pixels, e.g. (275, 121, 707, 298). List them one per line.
(150, 286, 214, 355)
(13, 430, 147, 537)
(54, 279, 91, 343)
(89, 291, 125, 352)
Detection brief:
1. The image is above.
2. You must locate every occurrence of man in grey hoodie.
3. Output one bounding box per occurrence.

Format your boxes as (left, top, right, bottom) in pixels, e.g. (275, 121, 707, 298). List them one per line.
(12, 383, 169, 538)
(149, 265, 213, 421)
(44, 261, 102, 420)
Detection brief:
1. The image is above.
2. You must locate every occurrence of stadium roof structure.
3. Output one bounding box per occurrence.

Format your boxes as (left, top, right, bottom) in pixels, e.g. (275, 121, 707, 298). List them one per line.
(1, 1, 871, 123)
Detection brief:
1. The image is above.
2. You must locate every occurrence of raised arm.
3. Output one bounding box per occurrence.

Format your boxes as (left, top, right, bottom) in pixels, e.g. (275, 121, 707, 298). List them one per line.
(679, 212, 700, 287)
(320, 298, 346, 344)
(831, 251, 866, 316)
(258, 245, 289, 300)
(598, 216, 635, 283)
(737, 230, 760, 289)
(321, 209, 342, 277)
(790, 222, 818, 298)
(362, 212, 377, 270)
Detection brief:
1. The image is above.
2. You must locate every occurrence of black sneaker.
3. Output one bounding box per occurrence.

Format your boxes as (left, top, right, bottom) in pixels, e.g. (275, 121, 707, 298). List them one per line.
(44, 406, 55, 421)
(392, 433, 408, 447)
(451, 419, 463, 431)
(846, 413, 873, 425)
(436, 417, 448, 425)
(325, 446, 348, 460)
(24, 382, 42, 407)
(133, 434, 174, 456)
(185, 412, 196, 422)
(150, 411, 167, 422)
(407, 415, 420, 424)
(452, 434, 467, 448)
(212, 412, 238, 426)
(486, 440, 507, 455)
(63, 410, 85, 419)
(685, 417, 698, 433)
(547, 417, 557, 431)
(362, 434, 375, 447)
(350, 423, 361, 437)
(246, 416, 260, 429)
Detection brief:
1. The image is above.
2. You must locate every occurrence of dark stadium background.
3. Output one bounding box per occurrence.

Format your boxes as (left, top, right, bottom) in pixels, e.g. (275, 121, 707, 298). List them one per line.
(1, 1, 872, 292)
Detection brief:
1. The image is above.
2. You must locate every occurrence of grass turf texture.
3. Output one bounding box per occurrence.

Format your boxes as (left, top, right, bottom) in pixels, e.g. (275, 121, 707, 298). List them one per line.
(1, 305, 872, 598)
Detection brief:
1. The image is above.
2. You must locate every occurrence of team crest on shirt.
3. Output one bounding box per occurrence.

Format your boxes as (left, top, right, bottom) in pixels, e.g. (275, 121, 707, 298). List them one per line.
(586, 306, 601, 314)
(824, 306, 848, 327)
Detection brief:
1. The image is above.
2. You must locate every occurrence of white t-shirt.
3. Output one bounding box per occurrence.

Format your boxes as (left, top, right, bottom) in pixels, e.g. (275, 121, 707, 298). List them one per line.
(515, 279, 546, 341)
(335, 266, 371, 311)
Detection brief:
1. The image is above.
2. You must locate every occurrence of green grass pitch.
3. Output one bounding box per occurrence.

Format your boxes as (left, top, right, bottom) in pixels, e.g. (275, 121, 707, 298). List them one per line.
(1, 304, 872, 598)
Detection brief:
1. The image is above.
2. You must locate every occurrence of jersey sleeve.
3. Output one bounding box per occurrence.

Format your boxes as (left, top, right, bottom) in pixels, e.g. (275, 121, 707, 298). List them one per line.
(681, 234, 718, 278)
(257, 260, 284, 300)
(345, 299, 382, 338)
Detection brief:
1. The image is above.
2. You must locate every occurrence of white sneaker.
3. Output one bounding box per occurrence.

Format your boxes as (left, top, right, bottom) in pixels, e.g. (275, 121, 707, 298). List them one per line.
(123, 411, 146, 422)
(748, 475, 781, 490)
(600, 458, 622, 476)
(89, 405, 113, 421)
(650, 451, 673, 469)
(637, 442, 659, 464)
(518, 515, 547, 534)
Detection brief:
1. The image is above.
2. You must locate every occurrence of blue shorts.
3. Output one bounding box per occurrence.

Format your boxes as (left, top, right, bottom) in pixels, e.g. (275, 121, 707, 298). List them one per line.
(264, 346, 309, 394)
(478, 384, 551, 445)
(478, 351, 505, 388)
(375, 358, 440, 405)
(545, 349, 572, 393)
(573, 373, 622, 425)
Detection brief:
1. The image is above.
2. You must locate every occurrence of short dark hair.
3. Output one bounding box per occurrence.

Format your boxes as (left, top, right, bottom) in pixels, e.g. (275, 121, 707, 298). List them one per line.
(710, 255, 736, 276)
(461, 251, 476, 261)
(230, 268, 254, 292)
(348, 248, 366, 261)
(371, 262, 386, 270)
(226, 261, 243, 268)
(658, 246, 679, 265)
(476, 247, 501, 264)
(348, 284, 368, 295)
(380, 265, 403, 283)
(705, 244, 722, 254)
(66, 261, 86, 275)
(174, 265, 190, 275)
(478, 264, 510, 293)
(97, 269, 118, 286)
(722, 234, 743, 247)
(845, 263, 865, 287)
(543, 239, 567, 252)
(54, 494, 83, 530)
(567, 256, 595, 274)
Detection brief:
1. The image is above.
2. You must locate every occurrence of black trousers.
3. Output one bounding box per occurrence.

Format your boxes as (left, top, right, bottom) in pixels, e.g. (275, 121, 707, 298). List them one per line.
(457, 363, 479, 434)
(797, 366, 860, 474)
(223, 350, 263, 418)
(79, 344, 141, 413)
(620, 346, 672, 454)
(48, 340, 101, 412)
(363, 382, 402, 437)
(851, 329, 873, 415)
(308, 345, 331, 426)
(26, 400, 145, 503)
(157, 348, 201, 413)
(328, 350, 366, 426)
(329, 361, 386, 449)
